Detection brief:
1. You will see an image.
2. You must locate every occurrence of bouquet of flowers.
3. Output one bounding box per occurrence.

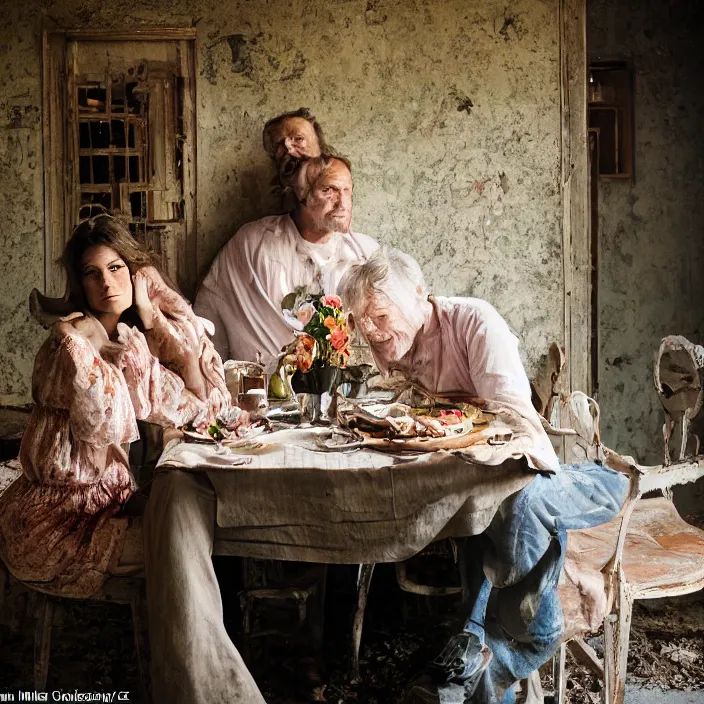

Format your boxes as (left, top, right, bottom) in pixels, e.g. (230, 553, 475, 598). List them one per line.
(281, 287, 351, 372)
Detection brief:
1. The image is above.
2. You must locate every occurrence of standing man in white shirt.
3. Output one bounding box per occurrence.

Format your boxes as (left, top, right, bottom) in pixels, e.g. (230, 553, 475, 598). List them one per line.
(194, 154, 378, 364)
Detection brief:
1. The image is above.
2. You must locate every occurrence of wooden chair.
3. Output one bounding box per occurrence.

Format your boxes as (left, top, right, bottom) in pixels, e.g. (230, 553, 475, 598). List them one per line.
(653, 335, 704, 463)
(548, 392, 704, 704)
(350, 549, 464, 682)
(394, 540, 462, 601)
(0, 557, 149, 700)
(31, 577, 149, 697)
(235, 558, 327, 666)
(0, 459, 149, 699)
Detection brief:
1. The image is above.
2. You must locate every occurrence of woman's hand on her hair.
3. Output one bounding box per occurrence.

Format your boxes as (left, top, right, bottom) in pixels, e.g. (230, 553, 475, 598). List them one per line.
(132, 270, 155, 330)
(132, 266, 171, 330)
(133, 266, 195, 327)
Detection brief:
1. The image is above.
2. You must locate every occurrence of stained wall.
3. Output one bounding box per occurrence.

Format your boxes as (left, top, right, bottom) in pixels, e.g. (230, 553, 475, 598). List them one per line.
(0, 0, 564, 404)
(588, 0, 704, 466)
(0, 2, 45, 405)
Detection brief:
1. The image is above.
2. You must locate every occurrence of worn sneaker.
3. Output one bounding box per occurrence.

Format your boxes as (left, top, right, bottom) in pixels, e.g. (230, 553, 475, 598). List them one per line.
(428, 632, 492, 684)
(459, 646, 492, 700)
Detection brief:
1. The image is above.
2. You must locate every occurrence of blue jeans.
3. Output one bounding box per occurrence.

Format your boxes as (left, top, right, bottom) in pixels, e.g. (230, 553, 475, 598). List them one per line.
(460, 463, 628, 703)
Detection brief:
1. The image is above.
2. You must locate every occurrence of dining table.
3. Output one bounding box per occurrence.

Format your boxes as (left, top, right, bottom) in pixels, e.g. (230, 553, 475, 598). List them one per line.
(156, 423, 536, 564)
(157, 415, 544, 679)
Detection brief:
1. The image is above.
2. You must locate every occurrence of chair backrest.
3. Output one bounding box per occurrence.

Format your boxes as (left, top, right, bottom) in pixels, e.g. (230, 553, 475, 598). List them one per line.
(654, 335, 704, 462)
(530, 342, 566, 422)
(539, 360, 704, 608)
(562, 391, 602, 463)
(539, 390, 639, 603)
(560, 390, 704, 604)
(654, 336, 704, 421)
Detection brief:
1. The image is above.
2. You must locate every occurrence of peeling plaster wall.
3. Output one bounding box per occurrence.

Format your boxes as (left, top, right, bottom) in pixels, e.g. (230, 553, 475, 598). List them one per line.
(588, 1, 704, 468)
(0, 0, 564, 403)
(0, 1, 45, 405)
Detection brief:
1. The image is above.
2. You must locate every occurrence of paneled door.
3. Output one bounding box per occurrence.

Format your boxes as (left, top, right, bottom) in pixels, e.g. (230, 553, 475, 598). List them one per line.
(43, 29, 197, 297)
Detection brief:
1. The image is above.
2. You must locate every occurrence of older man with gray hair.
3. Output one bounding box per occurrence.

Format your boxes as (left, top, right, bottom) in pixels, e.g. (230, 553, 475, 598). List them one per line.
(338, 248, 629, 704)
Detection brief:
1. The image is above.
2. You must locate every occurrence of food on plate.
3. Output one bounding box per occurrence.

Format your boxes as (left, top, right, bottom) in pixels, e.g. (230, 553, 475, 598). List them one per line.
(182, 404, 266, 443)
(338, 401, 490, 441)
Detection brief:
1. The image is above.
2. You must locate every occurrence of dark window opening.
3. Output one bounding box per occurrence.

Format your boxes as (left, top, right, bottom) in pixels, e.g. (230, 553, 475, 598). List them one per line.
(588, 61, 634, 178)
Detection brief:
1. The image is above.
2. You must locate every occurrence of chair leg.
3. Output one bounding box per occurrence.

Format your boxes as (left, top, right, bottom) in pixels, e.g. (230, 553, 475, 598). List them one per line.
(603, 584, 633, 704)
(307, 565, 327, 649)
(131, 587, 150, 702)
(613, 589, 634, 704)
(349, 563, 375, 683)
(679, 415, 690, 462)
(603, 613, 616, 704)
(238, 591, 254, 666)
(0, 563, 7, 624)
(662, 418, 674, 465)
(552, 642, 567, 704)
(34, 594, 54, 690)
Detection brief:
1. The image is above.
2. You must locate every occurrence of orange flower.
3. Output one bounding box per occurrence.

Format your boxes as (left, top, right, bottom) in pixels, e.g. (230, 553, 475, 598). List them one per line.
(295, 334, 316, 372)
(329, 326, 348, 352)
(323, 315, 336, 330)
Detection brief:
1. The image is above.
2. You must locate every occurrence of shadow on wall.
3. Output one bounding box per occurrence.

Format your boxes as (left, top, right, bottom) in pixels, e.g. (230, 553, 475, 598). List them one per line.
(196, 158, 281, 291)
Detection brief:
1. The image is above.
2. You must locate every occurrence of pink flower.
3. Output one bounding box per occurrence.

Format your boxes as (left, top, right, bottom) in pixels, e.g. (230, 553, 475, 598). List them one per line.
(320, 294, 342, 309)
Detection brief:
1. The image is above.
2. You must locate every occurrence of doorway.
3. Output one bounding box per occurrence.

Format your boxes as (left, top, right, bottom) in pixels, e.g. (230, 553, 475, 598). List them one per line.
(42, 29, 198, 297)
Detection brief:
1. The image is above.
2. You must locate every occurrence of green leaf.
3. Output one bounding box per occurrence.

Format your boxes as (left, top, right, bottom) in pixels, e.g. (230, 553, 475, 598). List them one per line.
(281, 292, 298, 311)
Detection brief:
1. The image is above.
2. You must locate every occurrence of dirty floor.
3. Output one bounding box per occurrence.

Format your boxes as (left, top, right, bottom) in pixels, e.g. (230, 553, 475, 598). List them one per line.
(1, 460, 703, 703)
(1, 563, 703, 703)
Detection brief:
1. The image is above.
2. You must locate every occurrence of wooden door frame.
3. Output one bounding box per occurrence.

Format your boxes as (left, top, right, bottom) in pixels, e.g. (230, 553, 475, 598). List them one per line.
(41, 26, 198, 297)
(588, 127, 600, 398)
(559, 0, 592, 400)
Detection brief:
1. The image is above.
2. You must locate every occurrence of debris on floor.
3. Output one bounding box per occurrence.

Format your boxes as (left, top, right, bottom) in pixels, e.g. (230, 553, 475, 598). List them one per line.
(1, 570, 703, 702)
(559, 596, 704, 704)
(1, 446, 703, 703)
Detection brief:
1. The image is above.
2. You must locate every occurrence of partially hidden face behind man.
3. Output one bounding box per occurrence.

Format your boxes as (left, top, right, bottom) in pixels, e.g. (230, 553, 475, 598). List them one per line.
(266, 115, 322, 178)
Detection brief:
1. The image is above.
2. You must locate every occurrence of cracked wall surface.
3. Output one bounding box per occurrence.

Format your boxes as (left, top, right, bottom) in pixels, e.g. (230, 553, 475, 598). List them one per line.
(0, 1, 45, 405)
(589, 0, 704, 469)
(0, 0, 563, 403)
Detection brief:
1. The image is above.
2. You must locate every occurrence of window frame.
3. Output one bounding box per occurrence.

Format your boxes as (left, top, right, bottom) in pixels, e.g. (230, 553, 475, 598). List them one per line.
(42, 27, 198, 297)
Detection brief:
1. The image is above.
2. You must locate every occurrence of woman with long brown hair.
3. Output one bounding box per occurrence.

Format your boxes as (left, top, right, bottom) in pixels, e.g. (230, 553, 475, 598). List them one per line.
(0, 212, 230, 597)
(0, 213, 268, 702)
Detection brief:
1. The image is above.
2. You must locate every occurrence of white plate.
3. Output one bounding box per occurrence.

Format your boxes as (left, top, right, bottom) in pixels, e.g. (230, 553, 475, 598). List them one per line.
(182, 429, 217, 443)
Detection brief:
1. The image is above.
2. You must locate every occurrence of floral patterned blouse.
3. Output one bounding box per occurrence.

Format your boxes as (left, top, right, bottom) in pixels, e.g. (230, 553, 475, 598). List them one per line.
(0, 302, 229, 598)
